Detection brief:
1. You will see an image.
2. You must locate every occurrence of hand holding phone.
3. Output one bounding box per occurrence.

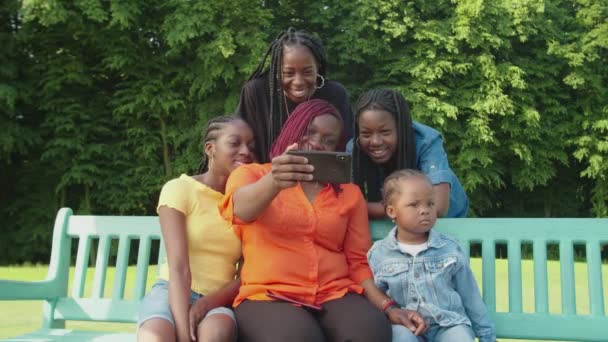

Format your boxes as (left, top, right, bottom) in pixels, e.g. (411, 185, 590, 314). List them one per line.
(286, 150, 352, 184)
(269, 146, 315, 190)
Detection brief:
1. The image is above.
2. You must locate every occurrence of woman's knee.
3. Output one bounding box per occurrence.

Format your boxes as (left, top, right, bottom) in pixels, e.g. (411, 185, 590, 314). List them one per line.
(320, 294, 391, 341)
(235, 300, 324, 342)
(198, 313, 237, 342)
(137, 317, 175, 342)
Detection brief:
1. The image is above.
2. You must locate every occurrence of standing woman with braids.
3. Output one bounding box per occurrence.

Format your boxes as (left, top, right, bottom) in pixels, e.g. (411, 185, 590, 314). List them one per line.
(236, 27, 354, 162)
(348, 89, 469, 218)
(137, 116, 255, 342)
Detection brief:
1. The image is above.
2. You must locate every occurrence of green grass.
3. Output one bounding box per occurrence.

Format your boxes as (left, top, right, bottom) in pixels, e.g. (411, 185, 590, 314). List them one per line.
(1, 260, 607, 341)
(0, 264, 158, 339)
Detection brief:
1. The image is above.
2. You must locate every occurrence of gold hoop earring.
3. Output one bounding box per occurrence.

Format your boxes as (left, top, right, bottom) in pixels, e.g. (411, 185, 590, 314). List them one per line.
(316, 75, 325, 89)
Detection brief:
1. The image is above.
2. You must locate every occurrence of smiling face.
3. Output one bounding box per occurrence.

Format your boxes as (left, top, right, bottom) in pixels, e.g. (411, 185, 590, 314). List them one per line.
(357, 109, 398, 164)
(300, 114, 342, 152)
(386, 176, 436, 244)
(281, 44, 319, 104)
(206, 119, 256, 176)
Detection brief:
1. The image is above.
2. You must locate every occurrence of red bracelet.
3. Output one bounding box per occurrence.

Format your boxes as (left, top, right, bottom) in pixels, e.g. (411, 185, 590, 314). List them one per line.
(381, 298, 397, 313)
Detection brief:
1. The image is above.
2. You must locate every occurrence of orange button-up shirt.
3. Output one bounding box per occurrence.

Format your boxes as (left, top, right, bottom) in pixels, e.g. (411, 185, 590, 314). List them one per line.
(219, 163, 373, 307)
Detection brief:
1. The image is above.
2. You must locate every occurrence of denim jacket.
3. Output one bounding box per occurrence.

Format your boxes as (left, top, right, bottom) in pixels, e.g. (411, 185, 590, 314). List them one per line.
(368, 228, 496, 342)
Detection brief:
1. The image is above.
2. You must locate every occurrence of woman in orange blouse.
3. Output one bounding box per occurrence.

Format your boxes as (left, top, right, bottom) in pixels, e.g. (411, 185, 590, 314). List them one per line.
(220, 99, 427, 341)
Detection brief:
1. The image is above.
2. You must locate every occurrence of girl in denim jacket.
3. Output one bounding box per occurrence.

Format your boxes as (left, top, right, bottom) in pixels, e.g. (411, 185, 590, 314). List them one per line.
(368, 170, 496, 342)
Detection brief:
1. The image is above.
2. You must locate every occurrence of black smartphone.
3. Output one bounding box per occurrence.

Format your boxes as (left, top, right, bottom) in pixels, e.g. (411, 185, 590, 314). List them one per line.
(286, 150, 352, 184)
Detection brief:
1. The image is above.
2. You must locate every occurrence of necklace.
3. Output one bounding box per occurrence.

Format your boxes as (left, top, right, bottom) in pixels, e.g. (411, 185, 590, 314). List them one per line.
(282, 90, 315, 117)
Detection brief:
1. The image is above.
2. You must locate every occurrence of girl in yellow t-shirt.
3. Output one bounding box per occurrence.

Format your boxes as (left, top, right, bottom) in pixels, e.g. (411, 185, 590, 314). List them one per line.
(137, 116, 256, 342)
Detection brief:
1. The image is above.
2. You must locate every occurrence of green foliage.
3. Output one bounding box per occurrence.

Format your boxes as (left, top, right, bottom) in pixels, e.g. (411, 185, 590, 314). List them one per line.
(1, 0, 607, 264)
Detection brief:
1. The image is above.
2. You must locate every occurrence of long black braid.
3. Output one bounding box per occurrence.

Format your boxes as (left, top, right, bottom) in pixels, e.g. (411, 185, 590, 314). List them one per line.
(352, 89, 417, 201)
(247, 28, 328, 148)
(197, 115, 241, 174)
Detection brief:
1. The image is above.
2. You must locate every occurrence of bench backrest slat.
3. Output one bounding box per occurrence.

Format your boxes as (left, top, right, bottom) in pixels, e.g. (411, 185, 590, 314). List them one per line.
(134, 237, 153, 299)
(587, 241, 605, 316)
(113, 236, 131, 300)
(481, 240, 497, 312)
(72, 235, 91, 298)
(533, 239, 549, 313)
(92, 235, 111, 298)
(507, 239, 522, 313)
(559, 240, 577, 315)
(157, 240, 166, 276)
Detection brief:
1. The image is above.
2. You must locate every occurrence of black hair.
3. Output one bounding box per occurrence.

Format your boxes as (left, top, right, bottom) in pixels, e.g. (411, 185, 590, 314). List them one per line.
(383, 169, 430, 209)
(352, 89, 417, 201)
(197, 115, 243, 174)
(248, 27, 328, 147)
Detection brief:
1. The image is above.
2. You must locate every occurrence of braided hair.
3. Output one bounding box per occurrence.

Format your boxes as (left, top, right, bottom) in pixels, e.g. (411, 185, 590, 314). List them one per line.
(197, 115, 243, 174)
(248, 28, 328, 151)
(382, 169, 430, 209)
(269, 99, 344, 193)
(269, 99, 344, 158)
(353, 89, 417, 202)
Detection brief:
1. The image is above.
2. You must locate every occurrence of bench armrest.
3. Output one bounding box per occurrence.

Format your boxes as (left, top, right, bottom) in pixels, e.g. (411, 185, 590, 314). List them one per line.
(0, 279, 63, 300)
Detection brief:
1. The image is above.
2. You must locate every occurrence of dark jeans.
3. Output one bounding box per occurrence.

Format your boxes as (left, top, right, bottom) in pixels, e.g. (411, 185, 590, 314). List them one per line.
(235, 293, 391, 342)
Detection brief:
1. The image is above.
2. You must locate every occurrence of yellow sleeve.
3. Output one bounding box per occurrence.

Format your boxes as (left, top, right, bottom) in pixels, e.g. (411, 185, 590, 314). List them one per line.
(157, 177, 190, 215)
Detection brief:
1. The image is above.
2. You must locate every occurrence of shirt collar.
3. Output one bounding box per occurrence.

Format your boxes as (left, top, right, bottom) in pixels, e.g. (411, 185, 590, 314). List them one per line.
(385, 226, 446, 250)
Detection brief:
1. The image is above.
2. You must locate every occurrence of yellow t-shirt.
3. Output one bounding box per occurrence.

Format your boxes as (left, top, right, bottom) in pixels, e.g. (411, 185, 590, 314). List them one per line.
(157, 174, 241, 295)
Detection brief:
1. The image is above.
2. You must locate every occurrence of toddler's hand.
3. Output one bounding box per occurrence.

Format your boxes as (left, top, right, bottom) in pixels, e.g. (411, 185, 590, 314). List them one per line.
(387, 308, 428, 336)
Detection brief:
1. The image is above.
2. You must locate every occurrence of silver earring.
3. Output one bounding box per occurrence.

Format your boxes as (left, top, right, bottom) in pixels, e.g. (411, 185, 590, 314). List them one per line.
(316, 75, 325, 89)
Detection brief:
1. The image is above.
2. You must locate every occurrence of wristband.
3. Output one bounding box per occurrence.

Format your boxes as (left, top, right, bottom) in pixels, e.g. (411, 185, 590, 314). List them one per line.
(381, 298, 397, 313)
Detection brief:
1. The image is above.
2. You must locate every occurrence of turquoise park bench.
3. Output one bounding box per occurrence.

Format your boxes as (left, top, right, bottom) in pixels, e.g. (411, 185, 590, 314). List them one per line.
(1, 208, 607, 341)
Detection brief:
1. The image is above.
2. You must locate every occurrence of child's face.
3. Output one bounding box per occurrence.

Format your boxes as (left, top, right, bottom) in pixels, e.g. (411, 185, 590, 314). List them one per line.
(357, 109, 398, 164)
(386, 177, 436, 243)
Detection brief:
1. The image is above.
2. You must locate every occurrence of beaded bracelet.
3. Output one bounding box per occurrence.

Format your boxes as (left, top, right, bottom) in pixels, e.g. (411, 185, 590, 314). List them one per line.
(381, 298, 398, 313)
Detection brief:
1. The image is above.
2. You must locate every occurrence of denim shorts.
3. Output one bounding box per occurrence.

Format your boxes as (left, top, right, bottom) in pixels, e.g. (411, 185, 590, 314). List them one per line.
(137, 279, 236, 328)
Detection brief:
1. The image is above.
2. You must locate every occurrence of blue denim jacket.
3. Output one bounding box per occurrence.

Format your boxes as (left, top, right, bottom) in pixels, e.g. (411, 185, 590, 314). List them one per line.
(347, 121, 469, 217)
(368, 228, 496, 342)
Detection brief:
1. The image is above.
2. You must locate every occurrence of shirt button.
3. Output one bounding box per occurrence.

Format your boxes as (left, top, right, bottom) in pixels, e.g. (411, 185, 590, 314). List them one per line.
(414, 273, 420, 278)
(388, 267, 393, 272)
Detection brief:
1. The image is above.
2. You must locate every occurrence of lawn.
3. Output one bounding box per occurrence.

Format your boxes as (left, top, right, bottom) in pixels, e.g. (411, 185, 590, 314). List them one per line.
(1, 259, 607, 341)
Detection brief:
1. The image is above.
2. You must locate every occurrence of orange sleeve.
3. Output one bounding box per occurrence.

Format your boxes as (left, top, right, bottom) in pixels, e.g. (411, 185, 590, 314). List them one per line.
(343, 187, 373, 284)
(218, 164, 266, 237)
